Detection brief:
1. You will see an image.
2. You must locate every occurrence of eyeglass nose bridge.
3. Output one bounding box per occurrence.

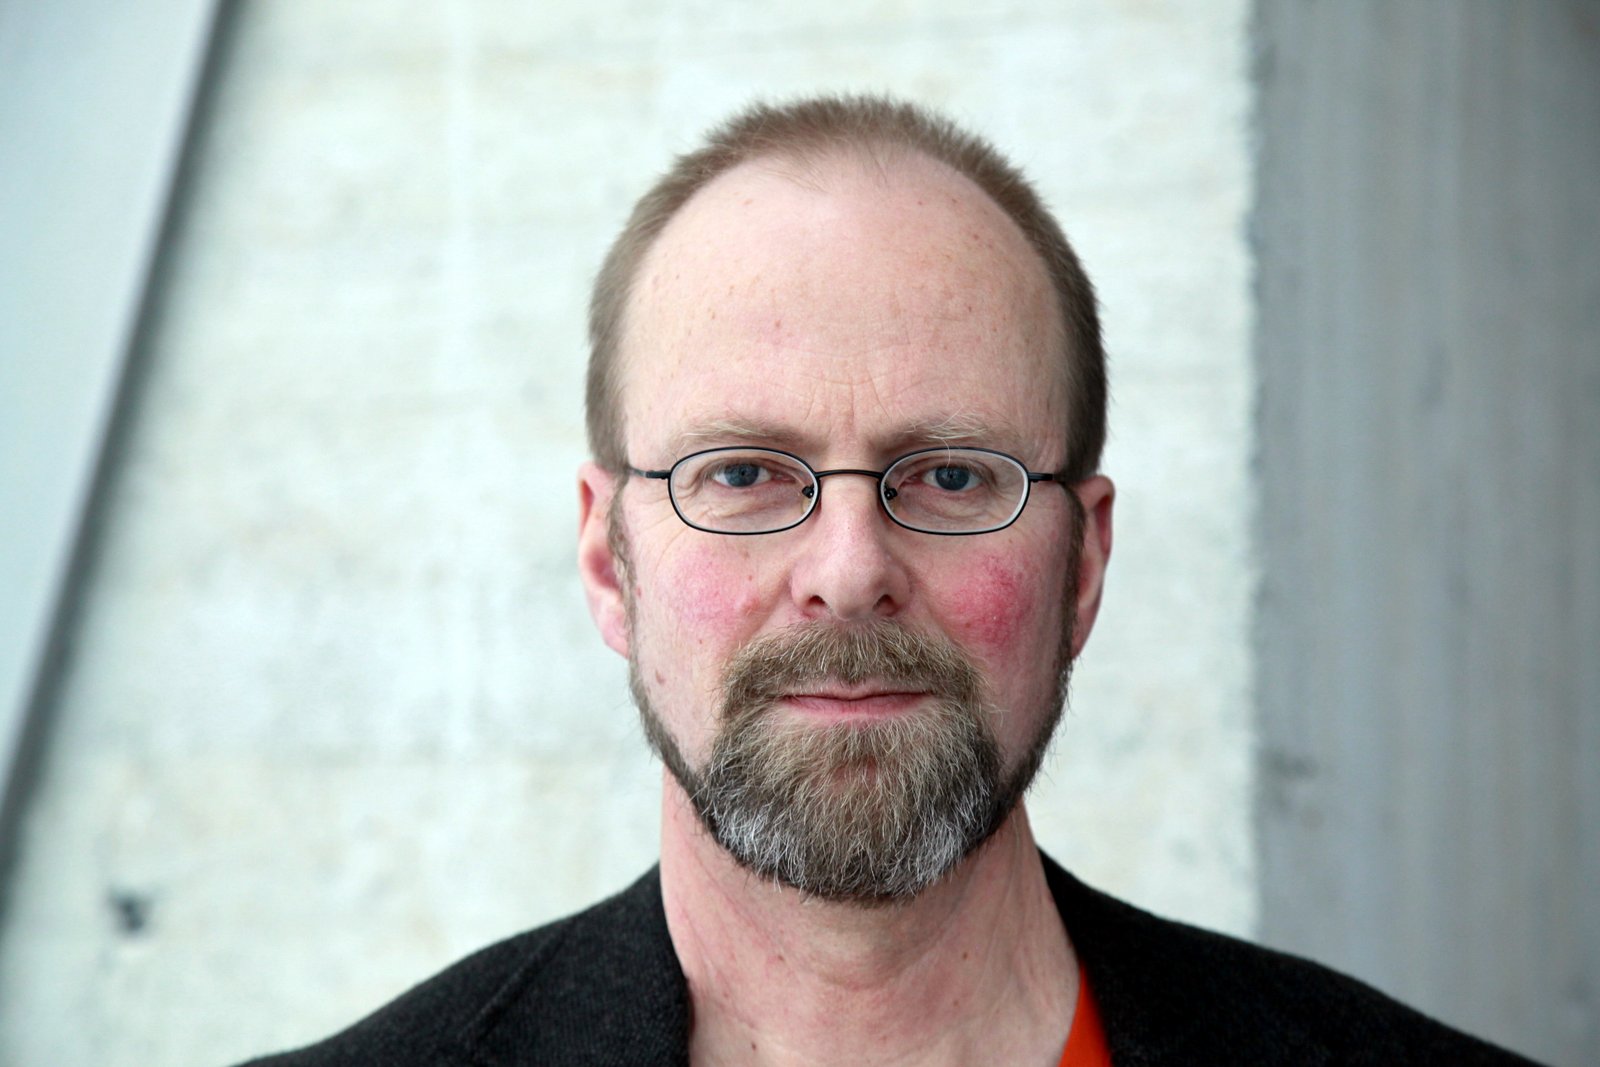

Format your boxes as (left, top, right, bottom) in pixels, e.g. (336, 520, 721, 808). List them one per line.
(806, 466, 888, 490)
(802, 467, 896, 507)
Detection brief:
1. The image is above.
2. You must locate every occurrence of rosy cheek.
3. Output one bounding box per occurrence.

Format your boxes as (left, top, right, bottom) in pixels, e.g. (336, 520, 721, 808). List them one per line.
(655, 543, 764, 646)
(635, 546, 765, 760)
(943, 553, 1042, 656)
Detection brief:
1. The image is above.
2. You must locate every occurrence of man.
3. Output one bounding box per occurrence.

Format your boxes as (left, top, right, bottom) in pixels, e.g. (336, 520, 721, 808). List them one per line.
(246, 96, 1538, 1065)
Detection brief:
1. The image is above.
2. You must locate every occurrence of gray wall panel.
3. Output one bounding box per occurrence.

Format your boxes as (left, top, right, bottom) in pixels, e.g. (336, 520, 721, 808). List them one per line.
(1253, 3, 1599, 1064)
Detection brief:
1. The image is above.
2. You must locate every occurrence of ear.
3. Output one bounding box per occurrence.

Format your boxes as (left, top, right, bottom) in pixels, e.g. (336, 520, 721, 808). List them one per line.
(577, 461, 630, 658)
(1067, 475, 1114, 659)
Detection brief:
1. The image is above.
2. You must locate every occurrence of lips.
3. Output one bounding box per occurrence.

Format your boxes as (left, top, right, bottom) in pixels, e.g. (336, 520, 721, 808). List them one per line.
(779, 687, 928, 718)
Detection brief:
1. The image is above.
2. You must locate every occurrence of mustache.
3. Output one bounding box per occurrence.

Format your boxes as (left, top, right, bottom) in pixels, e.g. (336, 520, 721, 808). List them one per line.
(719, 622, 984, 715)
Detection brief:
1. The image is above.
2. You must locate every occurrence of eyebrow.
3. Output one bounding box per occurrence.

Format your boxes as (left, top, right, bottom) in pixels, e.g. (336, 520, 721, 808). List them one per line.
(905, 411, 1006, 447)
(666, 418, 807, 458)
(663, 412, 1017, 461)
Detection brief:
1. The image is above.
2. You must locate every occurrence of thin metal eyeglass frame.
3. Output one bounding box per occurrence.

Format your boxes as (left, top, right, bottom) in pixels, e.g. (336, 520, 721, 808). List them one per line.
(625, 445, 1070, 537)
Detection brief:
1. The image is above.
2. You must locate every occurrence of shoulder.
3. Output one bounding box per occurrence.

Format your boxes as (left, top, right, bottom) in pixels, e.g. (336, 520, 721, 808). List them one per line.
(236, 868, 689, 1067)
(1042, 856, 1543, 1066)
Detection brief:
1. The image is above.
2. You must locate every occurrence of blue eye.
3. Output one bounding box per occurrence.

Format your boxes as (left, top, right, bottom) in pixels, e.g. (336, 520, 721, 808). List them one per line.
(919, 465, 982, 492)
(712, 462, 765, 488)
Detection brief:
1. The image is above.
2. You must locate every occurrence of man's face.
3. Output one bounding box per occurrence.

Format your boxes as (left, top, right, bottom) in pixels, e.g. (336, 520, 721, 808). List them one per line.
(581, 153, 1105, 899)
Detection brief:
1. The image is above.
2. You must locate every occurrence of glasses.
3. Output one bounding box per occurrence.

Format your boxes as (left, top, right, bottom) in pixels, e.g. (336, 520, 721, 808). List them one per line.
(626, 446, 1068, 536)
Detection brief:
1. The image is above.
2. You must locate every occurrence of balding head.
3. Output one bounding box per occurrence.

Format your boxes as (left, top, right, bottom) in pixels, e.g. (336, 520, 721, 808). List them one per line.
(586, 95, 1106, 482)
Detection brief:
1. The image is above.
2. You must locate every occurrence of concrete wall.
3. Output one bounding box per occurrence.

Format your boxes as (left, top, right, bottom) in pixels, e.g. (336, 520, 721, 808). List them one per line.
(0, 3, 1256, 1064)
(1253, 3, 1600, 1064)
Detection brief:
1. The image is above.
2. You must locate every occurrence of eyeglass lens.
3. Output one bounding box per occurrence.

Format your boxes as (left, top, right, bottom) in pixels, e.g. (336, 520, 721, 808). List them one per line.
(667, 448, 1029, 534)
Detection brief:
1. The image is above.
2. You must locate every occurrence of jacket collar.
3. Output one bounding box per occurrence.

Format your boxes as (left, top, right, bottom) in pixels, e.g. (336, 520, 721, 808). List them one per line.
(1041, 855, 1331, 1066)
(461, 855, 1332, 1066)
(458, 868, 690, 1066)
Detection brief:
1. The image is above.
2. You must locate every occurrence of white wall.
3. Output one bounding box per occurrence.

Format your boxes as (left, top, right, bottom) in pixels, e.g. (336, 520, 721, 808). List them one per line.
(0, 3, 1255, 1063)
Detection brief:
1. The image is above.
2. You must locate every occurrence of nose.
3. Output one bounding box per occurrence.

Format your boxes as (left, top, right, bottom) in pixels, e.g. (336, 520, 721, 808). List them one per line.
(788, 474, 911, 621)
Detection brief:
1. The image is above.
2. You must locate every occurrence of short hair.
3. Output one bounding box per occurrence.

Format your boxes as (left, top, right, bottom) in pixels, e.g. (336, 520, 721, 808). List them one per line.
(586, 94, 1106, 481)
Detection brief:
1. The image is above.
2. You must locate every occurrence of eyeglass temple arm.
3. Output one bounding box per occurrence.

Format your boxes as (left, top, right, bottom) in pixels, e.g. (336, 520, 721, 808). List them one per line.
(1030, 468, 1092, 485)
(627, 467, 671, 480)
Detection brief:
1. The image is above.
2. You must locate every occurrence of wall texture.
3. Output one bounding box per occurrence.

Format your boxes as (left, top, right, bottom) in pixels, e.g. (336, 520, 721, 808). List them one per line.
(1253, 3, 1599, 1065)
(0, 3, 1255, 1064)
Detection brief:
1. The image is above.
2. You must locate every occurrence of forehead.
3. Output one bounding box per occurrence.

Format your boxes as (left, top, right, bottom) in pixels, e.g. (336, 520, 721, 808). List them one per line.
(620, 152, 1066, 460)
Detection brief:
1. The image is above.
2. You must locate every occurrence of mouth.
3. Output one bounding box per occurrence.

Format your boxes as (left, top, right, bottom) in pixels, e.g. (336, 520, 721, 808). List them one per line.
(778, 686, 930, 720)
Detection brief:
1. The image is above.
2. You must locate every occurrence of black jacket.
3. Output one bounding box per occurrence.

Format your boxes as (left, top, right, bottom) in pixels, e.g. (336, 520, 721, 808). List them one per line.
(242, 856, 1540, 1065)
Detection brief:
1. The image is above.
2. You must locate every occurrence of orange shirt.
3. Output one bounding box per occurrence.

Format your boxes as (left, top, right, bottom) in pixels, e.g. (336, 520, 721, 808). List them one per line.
(1058, 968, 1112, 1067)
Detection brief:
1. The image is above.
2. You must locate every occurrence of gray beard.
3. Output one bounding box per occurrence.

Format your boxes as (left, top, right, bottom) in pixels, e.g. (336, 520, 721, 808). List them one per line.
(631, 621, 1068, 903)
(612, 486, 1084, 904)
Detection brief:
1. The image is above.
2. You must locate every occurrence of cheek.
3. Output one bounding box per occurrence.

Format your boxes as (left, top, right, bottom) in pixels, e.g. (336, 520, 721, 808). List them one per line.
(650, 542, 764, 649)
(942, 553, 1049, 658)
(633, 543, 766, 759)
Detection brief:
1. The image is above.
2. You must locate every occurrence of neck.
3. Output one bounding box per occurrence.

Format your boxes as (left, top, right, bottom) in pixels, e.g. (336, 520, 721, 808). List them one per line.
(658, 775, 1078, 1067)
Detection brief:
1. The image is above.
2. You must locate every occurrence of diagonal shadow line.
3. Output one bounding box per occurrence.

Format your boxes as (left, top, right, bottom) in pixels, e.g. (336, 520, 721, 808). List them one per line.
(0, 0, 246, 934)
